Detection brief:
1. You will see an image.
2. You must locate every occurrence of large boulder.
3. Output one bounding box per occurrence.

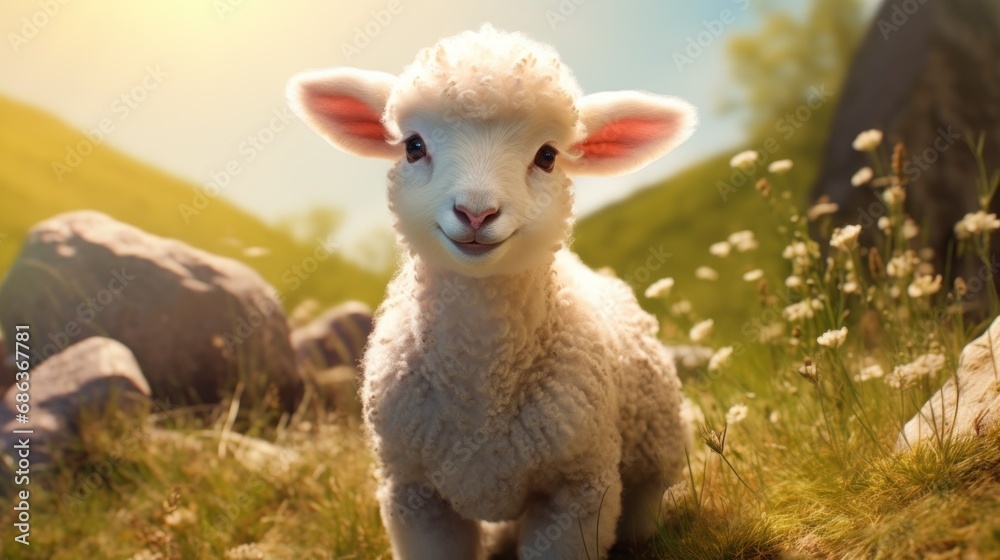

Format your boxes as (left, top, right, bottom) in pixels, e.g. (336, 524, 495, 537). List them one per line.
(897, 316, 1000, 451)
(291, 301, 372, 374)
(0, 211, 302, 409)
(0, 337, 151, 470)
(291, 302, 371, 414)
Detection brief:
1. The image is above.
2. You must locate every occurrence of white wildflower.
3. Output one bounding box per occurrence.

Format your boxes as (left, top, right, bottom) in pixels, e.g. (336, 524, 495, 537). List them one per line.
(758, 323, 785, 343)
(851, 166, 874, 187)
(903, 219, 919, 240)
(710, 241, 732, 258)
(852, 129, 883, 152)
(886, 251, 918, 278)
(878, 216, 892, 232)
(783, 301, 815, 322)
(644, 277, 675, 299)
(696, 266, 719, 281)
(785, 275, 804, 289)
(164, 507, 197, 527)
(907, 274, 942, 298)
(954, 210, 1000, 240)
(883, 185, 905, 207)
(728, 230, 759, 252)
(663, 480, 692, 507)
(689, 319, 714, 342)
(830, 224, 862, 252)
(670, 299, 693, 316)
(743, 269, 765, 282)
(782, 240, 817, 272)
(807, 201, 840, 221)
(726, 403, 748, 424)
(817, 327, 848, 349)
(730, 150, 759, 171)
(885, 353, 946, 389)
(769, 410, 781, 424)
(708, 346, 735, 372)
(854, 364, 885, 382)
(768, 159, 794, 175)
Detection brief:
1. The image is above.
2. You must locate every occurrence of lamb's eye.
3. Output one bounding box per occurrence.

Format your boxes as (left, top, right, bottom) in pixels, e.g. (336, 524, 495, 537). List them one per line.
(405, 135, 427, 163)
(533, 145, 557, 172)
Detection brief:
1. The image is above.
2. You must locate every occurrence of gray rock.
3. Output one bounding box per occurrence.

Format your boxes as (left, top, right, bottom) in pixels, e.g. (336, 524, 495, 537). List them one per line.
(0, 337, 151, 470)
(897, 315, 1000, 451)
(0, 211, 302, 409)
(291, 301, 372, 375)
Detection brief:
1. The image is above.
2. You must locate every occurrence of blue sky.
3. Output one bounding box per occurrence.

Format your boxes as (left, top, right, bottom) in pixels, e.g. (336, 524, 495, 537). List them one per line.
(0, 0, 879, 262)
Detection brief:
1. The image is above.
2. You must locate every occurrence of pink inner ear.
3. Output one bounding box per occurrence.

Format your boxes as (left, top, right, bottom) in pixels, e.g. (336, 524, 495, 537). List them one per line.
(576, 116, 680, 159)
(309, 93, 386, 140)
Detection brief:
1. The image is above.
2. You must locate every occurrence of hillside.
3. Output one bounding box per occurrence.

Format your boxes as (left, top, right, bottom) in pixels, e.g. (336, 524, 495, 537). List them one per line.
(574, 104, 837, 341)
(0, 96, 388, 311)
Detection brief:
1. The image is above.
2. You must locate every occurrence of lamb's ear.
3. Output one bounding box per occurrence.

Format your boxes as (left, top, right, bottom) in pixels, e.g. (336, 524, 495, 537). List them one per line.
(563, 91, 697, 176)
(287, 68, 399, 159)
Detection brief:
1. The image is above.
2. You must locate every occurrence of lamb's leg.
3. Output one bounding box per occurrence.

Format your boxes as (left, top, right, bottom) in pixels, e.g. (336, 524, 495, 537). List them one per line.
(378, 479, 482, 560)
(517, 476, 622, 560)
(617, 477, 665, 548)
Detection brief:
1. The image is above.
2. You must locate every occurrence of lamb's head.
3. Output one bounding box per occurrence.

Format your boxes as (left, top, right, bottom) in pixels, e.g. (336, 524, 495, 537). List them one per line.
(289, 25, 696, 277)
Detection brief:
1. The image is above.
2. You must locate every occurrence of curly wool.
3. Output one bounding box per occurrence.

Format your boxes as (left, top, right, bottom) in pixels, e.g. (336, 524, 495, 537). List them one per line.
(362, 248, 686, 524)
(383, 24, 584, 143)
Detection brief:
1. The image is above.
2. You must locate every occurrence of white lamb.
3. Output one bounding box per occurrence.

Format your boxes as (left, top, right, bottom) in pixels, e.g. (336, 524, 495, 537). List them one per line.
(289, 25, 697, 560)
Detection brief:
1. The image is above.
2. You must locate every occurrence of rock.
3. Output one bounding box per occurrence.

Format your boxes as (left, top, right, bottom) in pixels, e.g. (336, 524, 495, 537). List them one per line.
(0, 337, 151, 470)
(897, 316, 1000, 451)
(291, 301, 372, 375)
(810, 0, 1000, 309)
(0, 211, 302, 409)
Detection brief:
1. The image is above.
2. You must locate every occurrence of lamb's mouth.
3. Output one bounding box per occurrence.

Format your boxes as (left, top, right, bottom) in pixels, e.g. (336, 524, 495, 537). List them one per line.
(440, 229, 513, 257)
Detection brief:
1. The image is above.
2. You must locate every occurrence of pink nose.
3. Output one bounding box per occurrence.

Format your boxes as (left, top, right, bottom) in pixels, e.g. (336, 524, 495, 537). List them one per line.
(455, 204, 499, 229)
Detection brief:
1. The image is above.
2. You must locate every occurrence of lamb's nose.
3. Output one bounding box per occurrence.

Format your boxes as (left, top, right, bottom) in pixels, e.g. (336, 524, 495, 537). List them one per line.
(454, 204, 499, 230)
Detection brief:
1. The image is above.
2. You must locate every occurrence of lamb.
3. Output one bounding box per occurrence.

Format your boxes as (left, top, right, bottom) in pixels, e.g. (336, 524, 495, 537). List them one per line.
(288, 24, 697, 560)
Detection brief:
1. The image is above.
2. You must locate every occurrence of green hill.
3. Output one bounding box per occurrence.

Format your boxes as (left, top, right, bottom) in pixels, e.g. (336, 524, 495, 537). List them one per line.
(574, 113, 835, 341)
(0, 95, 388, 311)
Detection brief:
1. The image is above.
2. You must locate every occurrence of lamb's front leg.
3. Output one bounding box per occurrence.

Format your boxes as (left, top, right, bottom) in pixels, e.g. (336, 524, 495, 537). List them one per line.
(517, 474, 623, 560)
(378, 478, 482, 560)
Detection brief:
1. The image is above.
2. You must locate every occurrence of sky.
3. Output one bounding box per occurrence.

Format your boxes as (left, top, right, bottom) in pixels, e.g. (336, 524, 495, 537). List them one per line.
(0, 0, 880, 263)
